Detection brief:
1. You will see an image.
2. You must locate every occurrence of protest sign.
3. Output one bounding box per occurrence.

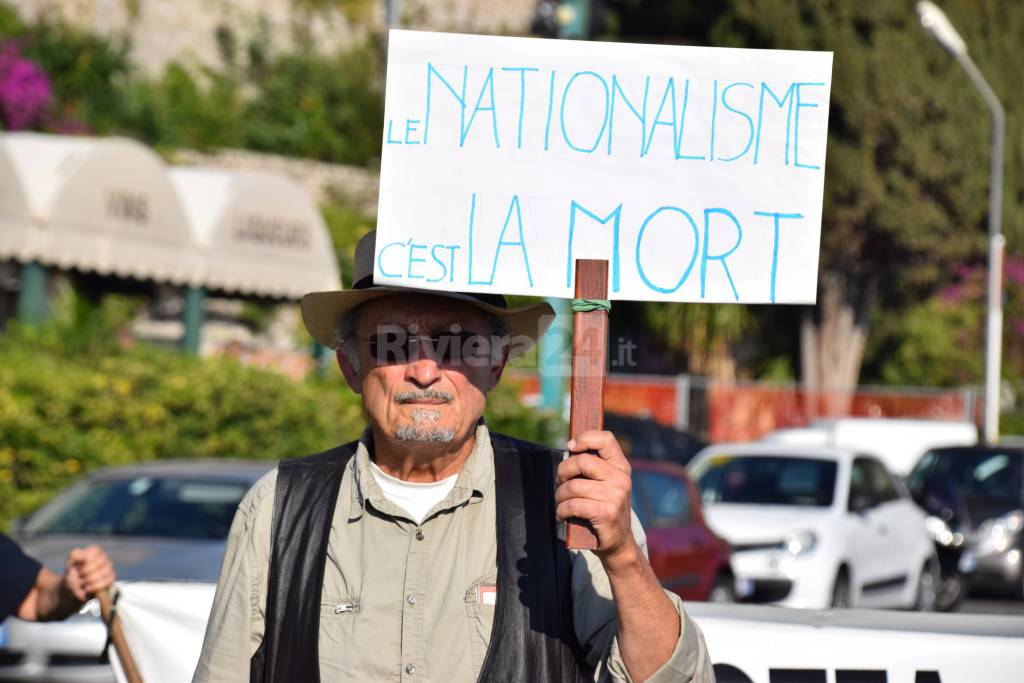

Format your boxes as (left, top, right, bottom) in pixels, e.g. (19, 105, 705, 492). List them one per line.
(376, 30, 832, 304)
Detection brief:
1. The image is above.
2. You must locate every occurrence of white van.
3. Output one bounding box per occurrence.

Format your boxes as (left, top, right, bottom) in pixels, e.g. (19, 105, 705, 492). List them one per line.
(761, 418, 978, 476)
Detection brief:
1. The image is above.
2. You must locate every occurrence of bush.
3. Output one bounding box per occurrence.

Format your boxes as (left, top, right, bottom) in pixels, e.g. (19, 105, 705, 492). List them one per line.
(116, 64, 244, 151)
(0, 340, 365, 527)
(0, 9, 132, 133)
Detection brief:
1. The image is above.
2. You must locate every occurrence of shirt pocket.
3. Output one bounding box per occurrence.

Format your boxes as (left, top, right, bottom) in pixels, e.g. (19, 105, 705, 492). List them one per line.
(320, 596, 360, 646)
(463, 572, 497, 671)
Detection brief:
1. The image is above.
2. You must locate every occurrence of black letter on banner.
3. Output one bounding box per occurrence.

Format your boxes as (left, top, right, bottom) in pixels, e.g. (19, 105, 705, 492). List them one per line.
(713, 664, 755, 683)
(769, 670, 826, 683)
(915, 673, 942, 683)
(836, 671, 887, 683)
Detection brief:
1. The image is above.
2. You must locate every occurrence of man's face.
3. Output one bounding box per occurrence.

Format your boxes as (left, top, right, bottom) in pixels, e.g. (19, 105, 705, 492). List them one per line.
(338, 294, 507, 449)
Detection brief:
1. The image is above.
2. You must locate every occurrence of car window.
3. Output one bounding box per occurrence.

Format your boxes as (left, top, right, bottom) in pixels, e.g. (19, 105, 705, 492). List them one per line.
(630, 482, 652, 529)
(23, 476, 251, 540)
(906, 451, 939, 498)
(634, 471, 691, 527)
(927, 449, 1023, 502)
(848, 458, 875, 510)
(695, 455, 837, 507)
(865, 458, 901, 503)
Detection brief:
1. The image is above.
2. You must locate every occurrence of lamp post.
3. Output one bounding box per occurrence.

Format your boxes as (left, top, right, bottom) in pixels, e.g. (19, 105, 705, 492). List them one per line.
(916, 1, 1006, 444)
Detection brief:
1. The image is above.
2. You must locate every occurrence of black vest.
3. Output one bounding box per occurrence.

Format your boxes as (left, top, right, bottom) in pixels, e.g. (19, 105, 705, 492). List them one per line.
(250, 433, 591, 683)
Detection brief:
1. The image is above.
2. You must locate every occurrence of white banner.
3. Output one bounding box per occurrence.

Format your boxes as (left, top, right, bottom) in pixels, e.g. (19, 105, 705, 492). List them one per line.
(109, 583, 1024, 683)
(109, 582, 215, 683)
(376, 30, 832, 304)
(687, 602, 1024, 683)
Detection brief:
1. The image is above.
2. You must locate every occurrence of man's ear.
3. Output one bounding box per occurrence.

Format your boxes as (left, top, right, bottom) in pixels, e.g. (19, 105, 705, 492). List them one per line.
(487, 344, 510, 391)
(336, 349, 363, 393)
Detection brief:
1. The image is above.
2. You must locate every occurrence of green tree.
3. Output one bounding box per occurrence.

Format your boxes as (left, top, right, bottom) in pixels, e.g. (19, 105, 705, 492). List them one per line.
(711, 1, 1024, 397)
(643, 303, 750, 378)
(609, 0, 1024, 395)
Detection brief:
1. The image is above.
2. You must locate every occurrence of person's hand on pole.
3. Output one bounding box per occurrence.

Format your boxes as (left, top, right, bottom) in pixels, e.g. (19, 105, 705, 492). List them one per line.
(556, 429, 685, 681)
(15, 545, 116, 621)
(555, 430, 637, 567)
(64, 545, 117, 602)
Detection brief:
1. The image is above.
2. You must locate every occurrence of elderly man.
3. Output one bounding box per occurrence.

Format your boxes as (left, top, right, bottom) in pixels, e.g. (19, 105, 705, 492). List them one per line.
(194, 231, 713, 682)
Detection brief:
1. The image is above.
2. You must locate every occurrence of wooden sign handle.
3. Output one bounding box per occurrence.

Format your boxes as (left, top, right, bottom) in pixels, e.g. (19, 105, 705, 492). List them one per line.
(565, 259, 609, 550)
(98, 589, 144, 683)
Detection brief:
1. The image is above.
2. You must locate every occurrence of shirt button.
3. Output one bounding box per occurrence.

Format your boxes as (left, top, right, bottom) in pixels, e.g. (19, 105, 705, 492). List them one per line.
(415, 530, 424, 541)
(407, 594, 417, 605)
(406, 664, 416, 675)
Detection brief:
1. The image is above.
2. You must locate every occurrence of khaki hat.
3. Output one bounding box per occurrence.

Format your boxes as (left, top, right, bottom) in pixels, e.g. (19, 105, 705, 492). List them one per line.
(301, 231, 555, 357)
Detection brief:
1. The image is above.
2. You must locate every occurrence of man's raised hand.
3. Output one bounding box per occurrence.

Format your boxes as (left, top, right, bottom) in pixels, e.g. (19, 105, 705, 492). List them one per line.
(555, 430, 640, 569)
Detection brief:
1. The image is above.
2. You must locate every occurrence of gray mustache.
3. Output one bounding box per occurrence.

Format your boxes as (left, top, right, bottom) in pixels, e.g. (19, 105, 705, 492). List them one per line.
(394, 390, 454, 404)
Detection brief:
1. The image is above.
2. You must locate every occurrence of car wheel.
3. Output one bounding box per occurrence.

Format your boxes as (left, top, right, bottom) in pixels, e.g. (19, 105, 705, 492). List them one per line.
(830, 569, 851, 609)
(935, 570, 964, 612)
(708, 574, 736, 603)
(915, 561, 939, 612)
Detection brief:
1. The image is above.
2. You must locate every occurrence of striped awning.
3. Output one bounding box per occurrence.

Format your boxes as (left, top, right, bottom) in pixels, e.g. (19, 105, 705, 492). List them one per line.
(0, 132, 201, 285)
(170, 167, 340, 299)
(0, 132, 341, 299)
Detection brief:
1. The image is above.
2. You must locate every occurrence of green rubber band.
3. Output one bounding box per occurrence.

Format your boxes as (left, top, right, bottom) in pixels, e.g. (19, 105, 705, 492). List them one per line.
(570, 298, 611, 313)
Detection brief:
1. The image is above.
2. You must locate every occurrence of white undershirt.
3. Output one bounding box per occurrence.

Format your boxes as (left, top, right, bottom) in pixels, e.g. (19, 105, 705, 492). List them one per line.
(370, 461, 459, 524)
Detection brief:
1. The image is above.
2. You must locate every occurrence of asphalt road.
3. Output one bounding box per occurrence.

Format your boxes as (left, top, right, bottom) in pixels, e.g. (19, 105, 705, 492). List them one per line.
(961, 597, 1024, 615)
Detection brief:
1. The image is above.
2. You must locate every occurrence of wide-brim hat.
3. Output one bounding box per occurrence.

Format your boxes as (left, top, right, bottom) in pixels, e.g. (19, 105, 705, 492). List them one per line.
(302, 230, 555, 357)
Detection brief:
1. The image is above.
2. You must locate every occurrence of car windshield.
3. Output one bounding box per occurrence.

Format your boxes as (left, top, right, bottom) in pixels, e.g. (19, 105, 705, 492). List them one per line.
(911, 449, 1024, 503)
(694, 455, 838, 507)
(22, 476, 251, 540)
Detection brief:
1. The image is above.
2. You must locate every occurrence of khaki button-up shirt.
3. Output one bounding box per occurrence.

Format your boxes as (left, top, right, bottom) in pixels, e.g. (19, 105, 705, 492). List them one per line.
(193, 425, 713, 682)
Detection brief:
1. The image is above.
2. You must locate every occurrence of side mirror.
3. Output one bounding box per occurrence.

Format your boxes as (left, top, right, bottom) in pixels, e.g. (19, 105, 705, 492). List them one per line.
(849, 494, 874, 514)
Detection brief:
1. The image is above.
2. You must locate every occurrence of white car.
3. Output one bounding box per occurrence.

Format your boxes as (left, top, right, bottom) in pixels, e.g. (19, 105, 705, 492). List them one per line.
(688, 443, 938, 610)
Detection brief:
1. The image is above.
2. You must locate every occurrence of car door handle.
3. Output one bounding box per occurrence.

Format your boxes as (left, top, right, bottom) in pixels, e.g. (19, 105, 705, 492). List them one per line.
(877, 525, 888, 536)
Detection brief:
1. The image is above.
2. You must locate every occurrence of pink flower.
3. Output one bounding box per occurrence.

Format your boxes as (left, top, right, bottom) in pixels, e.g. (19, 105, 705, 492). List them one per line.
(0, 42, 53, 131)
(1005, 257, 1024, 288)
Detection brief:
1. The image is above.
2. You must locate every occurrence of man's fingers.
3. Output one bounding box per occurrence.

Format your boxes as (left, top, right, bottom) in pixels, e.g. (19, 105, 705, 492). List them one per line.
(556, 497, 610, 523)
(557, 453, 618, 485)
(71, 546, 111, 570)
(63, 565, 88, 602)
(82, 568, 116, 594)
(79, 563, 115, 583)
(565, 430, 630, 471)
(555, 476, 618, 504)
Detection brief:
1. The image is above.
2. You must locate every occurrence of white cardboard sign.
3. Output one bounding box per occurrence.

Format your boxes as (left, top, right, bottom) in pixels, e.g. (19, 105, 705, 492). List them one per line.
(376, 30, 832, 304)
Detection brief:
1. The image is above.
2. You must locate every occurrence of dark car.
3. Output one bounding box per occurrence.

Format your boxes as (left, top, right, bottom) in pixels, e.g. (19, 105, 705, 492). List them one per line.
(630, 459, 734, 602)
(906, 445, 1024, 601)
(0, 459, 274, 683)
(606, 412, 706, 468)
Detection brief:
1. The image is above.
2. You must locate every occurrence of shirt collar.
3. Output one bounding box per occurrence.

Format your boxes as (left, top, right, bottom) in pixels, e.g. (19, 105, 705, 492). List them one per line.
(349, 422, 494, 522)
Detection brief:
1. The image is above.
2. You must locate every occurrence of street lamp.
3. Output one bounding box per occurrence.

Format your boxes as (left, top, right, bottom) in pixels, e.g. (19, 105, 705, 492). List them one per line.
(916, 1, 1006, 444)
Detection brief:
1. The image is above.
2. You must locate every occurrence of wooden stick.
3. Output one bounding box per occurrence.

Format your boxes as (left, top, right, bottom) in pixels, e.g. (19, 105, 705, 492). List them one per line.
(566, 259, 609, 550)
(98, 589, 144, 683)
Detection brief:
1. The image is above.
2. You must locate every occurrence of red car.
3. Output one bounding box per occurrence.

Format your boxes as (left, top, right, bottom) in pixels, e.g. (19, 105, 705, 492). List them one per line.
(630, 459, 735, 602)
